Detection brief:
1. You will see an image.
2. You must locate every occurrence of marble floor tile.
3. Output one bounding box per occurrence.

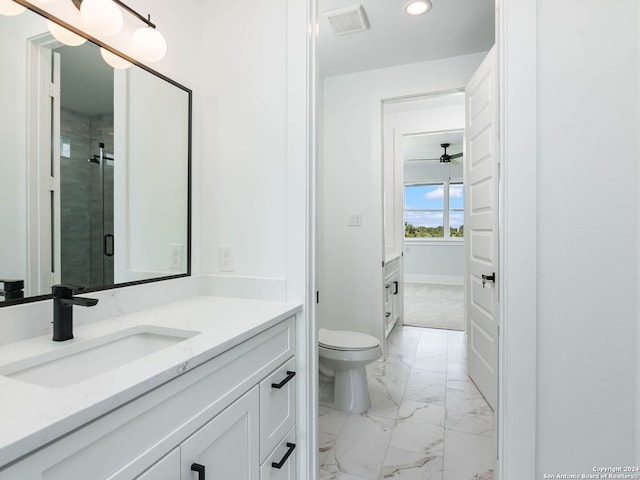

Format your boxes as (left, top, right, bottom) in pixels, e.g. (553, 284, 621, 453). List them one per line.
(404, 370, 446, 404)
(319, 325, 495, 480)
(447, 330, 466, 344)
(442, 468, 494, 480)
(411, 350, 448, 373)
(445, 391, 494, 437)
(319, 406, 350, 436)
(369, 353, 413, 382)
(330, 414, 395, 480)
(397, 400, 445, 426)
(386, 334, 419, 356)
(388, 422, 444, 456)
(366, 375, 406, 419)
(442, 430, 495, 478)
(380, 447, 444, 480)
(389, 325, 423, 339)
(318, 464, 372, 480)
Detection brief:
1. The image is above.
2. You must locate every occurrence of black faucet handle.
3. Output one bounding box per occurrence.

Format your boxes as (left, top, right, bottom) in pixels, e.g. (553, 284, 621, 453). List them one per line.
(52, 284, 87, 297)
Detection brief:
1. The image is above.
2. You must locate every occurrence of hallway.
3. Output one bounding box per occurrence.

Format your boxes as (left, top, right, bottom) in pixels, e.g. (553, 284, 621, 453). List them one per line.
(319, 325, 495, 479)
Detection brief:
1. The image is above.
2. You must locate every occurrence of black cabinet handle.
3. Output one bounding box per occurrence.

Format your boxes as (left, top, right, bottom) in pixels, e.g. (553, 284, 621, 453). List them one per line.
(191, 463, 205, 480)
(271, 370, 296, 389)
(271, 442, 296, 469)
(393, 280, 399, 295)
(104, 234, 114, 257)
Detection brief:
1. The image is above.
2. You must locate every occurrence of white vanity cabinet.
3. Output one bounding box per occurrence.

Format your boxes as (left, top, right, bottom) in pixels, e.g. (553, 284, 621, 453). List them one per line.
(0, 316, 297, 480)
(383, 256, 401, 338)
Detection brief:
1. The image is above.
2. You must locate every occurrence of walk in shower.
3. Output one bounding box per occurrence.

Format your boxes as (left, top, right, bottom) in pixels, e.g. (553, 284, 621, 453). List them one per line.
(57, 43, 115, 287)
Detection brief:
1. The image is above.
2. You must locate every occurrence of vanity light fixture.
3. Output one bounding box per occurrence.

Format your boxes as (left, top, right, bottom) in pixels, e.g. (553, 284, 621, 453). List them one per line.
(69, 0, 167, 63)
(0, 0, 26, 16)
(404, 0, 432, 16)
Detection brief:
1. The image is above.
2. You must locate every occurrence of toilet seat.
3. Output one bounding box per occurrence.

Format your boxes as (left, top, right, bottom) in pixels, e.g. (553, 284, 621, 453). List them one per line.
(318, 328, 379, 351)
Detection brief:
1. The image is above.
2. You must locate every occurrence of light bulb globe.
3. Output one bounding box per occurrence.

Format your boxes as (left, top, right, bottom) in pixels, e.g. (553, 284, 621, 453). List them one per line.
(132, 26, 167, 63)
(47, 20, 87, 46)
(81, 0, 123, 37)
(0, 0, 26, 16)
(100, 47, 131, 69)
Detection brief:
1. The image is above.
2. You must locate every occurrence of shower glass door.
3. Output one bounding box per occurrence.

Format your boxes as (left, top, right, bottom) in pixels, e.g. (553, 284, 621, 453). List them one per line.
(56, 43, 115, 288)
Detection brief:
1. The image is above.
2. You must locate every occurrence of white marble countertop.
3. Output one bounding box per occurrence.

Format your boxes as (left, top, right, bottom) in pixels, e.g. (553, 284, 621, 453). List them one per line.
(0, 296, 301, 468)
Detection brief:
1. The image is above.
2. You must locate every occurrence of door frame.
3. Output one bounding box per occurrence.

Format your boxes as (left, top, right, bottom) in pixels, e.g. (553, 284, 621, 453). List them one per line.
(26, 33, 62, 297)
(496, 0, 538, 477)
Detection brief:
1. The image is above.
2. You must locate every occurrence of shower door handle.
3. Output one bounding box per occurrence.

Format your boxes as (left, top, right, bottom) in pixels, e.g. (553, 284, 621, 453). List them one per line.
(104, 234, 114, 257)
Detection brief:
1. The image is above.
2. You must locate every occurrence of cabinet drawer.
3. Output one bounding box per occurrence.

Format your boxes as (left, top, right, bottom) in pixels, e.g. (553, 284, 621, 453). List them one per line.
(260, 428, 296, 480)
(259, 358, 296, 462)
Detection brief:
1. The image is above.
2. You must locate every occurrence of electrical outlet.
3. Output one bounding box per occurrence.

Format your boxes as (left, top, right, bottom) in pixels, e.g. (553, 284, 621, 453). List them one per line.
(348, 213, 362, 226)
(169, 244, 184, 270)
(219, 245, 234, 272)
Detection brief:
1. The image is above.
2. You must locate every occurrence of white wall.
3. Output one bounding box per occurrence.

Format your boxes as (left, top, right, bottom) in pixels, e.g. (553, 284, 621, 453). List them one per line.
(0, 13, 49, 292)
(530, 0, 638, 473)
(319, 53, 485, 342)
(197, 0, 288, 285)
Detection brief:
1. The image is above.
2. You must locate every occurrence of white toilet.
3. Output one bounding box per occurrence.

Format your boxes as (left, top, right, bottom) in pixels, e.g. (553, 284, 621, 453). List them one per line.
(318, 328, 382, 413)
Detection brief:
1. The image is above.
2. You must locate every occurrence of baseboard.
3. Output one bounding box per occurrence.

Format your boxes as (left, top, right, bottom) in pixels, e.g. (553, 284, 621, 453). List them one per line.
(404, 274, 464, 286)
(198, 274, 287, 302)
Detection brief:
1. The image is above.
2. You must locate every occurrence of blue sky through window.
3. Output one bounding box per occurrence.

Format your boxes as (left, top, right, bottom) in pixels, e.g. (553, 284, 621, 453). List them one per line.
(404, 184, 464, 229)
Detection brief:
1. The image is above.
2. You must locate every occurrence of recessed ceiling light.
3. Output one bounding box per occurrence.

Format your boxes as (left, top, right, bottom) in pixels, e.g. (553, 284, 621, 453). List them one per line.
(404, 0, 432, 16)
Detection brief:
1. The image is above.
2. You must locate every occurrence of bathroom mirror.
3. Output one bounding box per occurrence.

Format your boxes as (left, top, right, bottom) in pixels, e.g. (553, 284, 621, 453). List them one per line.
(0, 5, 191, 305)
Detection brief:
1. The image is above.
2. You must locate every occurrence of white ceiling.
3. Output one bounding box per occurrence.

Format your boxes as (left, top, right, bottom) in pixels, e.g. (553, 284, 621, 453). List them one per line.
(404, 130, 463, 162)
(318, 0, 495, 77)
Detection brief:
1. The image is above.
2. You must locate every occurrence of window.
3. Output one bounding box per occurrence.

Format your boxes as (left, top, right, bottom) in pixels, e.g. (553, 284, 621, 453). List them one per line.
(404, 181, 464, 239)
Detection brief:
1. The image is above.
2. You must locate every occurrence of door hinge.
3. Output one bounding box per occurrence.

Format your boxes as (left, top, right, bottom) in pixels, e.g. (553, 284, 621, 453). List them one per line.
(48, 176, 58, 192)
(316, 291, 319, 304)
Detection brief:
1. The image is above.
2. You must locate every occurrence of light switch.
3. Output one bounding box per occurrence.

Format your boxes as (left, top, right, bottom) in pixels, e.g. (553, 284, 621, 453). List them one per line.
(348, 213, 362, 226)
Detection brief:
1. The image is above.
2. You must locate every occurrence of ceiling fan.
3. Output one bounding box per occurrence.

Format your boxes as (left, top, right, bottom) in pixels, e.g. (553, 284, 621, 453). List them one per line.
(438, 143, 463, 164)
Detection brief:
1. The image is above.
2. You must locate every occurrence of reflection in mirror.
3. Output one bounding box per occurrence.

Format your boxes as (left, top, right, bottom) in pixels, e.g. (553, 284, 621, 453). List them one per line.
(0, 7, 191, 305)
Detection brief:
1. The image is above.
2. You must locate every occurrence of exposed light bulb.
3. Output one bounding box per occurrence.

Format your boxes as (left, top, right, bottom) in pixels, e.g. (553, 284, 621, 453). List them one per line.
(100, 47, 131, 69)
(81, 0, 123, 37)
(132, 26, 167, 63)
(47, 20, 87, 46)
(404, 0, 432, 16)
(0, 0, 26, 16)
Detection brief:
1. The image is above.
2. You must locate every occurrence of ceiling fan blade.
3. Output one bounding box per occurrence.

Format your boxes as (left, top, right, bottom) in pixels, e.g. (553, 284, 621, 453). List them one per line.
(450, 152, 463, 159)
(406, 157, 441, 162)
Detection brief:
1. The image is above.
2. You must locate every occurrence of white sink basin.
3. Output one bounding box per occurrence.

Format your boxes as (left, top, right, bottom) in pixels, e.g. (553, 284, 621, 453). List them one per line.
(0, 326, 200, 388)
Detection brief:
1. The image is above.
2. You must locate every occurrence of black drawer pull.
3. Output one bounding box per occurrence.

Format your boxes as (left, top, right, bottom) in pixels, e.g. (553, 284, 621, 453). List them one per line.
(191, 463, 205, 480)
(271, 370, 296, 389)
(271, 442, 296, 469)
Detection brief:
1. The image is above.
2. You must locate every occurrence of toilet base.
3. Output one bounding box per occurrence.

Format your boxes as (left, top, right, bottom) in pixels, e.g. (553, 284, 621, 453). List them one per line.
(321, 366, 371, 414)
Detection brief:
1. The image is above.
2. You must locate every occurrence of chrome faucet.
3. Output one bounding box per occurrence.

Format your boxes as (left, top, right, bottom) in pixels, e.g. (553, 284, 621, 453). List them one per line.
(52, 285, 99, 342)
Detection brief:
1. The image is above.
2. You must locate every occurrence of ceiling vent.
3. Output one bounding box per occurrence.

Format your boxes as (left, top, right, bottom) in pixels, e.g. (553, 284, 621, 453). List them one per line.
(324, 4, 370, 35)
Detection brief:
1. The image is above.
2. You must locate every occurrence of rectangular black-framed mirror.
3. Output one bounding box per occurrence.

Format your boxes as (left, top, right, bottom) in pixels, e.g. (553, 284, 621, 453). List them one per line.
(0, 1, 192, 306)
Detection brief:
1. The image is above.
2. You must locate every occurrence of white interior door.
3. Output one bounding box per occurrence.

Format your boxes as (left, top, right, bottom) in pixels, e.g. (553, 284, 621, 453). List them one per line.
(465, 47, 498, 410)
